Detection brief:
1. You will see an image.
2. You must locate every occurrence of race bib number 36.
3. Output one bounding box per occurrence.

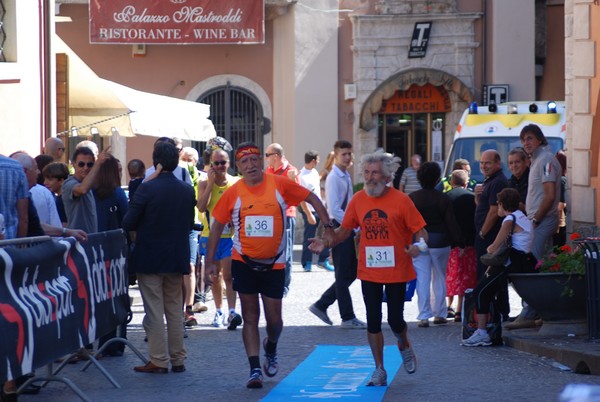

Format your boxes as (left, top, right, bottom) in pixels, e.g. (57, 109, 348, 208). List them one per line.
(365, 246, 395, 268)
(245, 216, 274, 237)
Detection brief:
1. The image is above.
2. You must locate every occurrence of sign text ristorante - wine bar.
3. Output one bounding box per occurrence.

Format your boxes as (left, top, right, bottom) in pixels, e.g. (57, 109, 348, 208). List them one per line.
(89, 0, 265, 44)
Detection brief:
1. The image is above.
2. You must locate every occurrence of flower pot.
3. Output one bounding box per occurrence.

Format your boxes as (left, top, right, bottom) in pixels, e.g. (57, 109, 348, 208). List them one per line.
(509, 272, 587, 336)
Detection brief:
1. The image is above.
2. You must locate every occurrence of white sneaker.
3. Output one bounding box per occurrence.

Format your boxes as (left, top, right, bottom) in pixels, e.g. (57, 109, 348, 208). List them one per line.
(192, 301, 208, 313)
(461, 330, 492, 347)
(341, 318, 367, 329)
(400, 346, 417, 374)
(212, 311, 225, 328)
(366, 367, 387, 386)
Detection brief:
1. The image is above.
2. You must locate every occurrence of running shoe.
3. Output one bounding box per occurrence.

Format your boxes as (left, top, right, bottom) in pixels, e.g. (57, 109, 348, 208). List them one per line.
(341, 318, 367, 329)
(461, 330, 492, 347)
(400, 345, 417, 374)
(212, 311, 225, 328)
(185, 312, 197, 327)
(317, 260, 335, 271)
(227, 312, 243, 330)
(309, 304, 333, 325)
(246, 368, 263, 389)
(366, 367, 387, 386)
(262, 338, 279, 377)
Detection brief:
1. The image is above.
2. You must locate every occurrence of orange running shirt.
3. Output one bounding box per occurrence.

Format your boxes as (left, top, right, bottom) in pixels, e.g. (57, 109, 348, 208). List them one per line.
(212, 174, 310, 269)
(342, 188, 426, 283)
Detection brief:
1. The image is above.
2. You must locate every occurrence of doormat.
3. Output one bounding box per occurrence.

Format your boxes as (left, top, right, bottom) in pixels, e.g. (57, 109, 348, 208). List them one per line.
(261, 345, 401, 401)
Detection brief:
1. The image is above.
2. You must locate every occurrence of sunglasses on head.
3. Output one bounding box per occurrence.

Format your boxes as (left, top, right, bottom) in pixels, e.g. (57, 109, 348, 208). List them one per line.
(265, 152, 278, 157)
(77, 162, 94, 168)
(211, 160, 227, 166)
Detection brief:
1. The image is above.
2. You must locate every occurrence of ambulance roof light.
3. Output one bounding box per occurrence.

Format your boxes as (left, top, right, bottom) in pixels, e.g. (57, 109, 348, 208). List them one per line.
(547, 101, 557, 114)
(529, 103, 538, 113)
(469, 102, 478, 114)
(488, 103, 498, 113)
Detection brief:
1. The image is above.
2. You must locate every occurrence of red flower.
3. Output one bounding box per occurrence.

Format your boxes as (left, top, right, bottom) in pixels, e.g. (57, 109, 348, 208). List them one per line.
(560, 245, 572, 253)
(550, 264, 561, 272)
(570, 233, 581, 241)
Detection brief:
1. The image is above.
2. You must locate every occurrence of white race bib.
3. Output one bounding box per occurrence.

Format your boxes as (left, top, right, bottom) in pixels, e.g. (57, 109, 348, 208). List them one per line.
(244, 216, 274, 237)
(365, 246, 395, 268)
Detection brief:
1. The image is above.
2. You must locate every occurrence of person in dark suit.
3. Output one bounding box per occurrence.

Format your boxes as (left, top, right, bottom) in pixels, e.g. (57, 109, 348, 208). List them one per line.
(123, 142, 196, 374)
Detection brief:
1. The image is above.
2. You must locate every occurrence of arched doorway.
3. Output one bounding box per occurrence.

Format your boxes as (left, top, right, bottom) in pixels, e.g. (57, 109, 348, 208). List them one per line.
(197, 84, 267, 156)
(377, 83, 451, 168)
(359, 68, 473, 173)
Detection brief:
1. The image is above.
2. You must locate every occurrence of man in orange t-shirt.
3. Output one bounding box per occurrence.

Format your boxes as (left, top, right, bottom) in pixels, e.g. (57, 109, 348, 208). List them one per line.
(310, 150, 427, 388)
(206, 141, 332, 389)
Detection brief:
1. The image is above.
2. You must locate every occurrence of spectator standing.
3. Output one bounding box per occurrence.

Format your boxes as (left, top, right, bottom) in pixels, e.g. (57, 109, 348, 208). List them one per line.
(197, 148, 242, 329)
(309, 151, 425, 386)
(445, 170, 477, 322)
(522, 124, 561, 259)
(0, 154, 29, 402)
(93, 153, 129, 356)
(309, 140, 367, 329)
(436, 159, 477, 192)
(506, 124, 562, 330)
(298, 150, 333, 272)
(398, 154, 422, 194)
(44, 137, 66, 161)
(43, 162, 70, 226)
(62, 146, 111, 233)
(12, 152, 62, 228)
(123, 142, 196, 374)
(409, 162, 461, 327)
(127, 159, 146, 202)
(474, 150, 509, 280)
(205, 142, 331, 388)
(507, 147, 530, 210)
(265, 143, 300, 296)
(34, 154, 54, 184)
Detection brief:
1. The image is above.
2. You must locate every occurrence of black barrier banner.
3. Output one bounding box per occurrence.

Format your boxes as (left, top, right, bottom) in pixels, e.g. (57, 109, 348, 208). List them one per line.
(0, 230, 129, 382)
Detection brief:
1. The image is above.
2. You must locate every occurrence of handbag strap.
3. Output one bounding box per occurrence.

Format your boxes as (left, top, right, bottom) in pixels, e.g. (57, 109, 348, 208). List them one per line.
(506, 213, 516, 247)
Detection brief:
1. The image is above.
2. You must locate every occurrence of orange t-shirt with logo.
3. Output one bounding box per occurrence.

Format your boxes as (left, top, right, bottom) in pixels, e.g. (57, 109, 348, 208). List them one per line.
(342, 188, 426, 283)
(212, 173, 310, 269)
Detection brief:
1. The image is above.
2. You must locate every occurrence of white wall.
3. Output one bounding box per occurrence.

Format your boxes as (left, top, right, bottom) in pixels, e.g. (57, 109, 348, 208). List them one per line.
(273, 0, 339, 169)
(490, 0, 536, 101)
(0, 0, 47, 156)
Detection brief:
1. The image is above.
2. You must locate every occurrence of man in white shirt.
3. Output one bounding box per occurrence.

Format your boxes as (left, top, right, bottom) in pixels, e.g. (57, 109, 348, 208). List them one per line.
(309, 140, 366, 329)
(298, 150, 333, 272)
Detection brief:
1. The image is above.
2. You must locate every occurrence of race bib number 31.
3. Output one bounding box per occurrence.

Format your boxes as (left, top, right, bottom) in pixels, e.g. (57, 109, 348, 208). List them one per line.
(245, 216, 274, 237)
(365, 246, 395, 268)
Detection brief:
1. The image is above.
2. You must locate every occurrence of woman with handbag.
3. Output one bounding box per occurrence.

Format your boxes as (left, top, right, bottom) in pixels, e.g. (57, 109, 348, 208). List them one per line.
(461, 188, 534, 347)
(94, 153, 129, 356)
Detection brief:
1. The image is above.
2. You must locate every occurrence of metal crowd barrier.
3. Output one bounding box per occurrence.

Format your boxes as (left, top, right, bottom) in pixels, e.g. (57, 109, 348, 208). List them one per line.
(0, 234, 147, 401)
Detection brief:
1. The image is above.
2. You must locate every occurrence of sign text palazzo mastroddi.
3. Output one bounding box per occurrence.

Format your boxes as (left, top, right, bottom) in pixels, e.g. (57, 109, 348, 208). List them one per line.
(90, 0, 265, 44)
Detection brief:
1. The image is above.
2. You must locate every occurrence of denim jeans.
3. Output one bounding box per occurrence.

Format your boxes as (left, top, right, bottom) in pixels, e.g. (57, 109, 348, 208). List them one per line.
(299, 209, 330, 266)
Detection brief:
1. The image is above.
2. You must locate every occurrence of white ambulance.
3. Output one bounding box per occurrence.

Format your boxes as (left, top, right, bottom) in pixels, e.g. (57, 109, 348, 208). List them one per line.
(444, 101, 566, 183)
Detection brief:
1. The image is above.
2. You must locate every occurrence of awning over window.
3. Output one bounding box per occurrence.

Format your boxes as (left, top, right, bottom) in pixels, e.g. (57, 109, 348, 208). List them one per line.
(54, 36, 216, 142)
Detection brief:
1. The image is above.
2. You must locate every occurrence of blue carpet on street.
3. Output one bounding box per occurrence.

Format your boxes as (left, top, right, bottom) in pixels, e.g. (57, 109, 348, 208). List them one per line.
(261, 345, 401, 401)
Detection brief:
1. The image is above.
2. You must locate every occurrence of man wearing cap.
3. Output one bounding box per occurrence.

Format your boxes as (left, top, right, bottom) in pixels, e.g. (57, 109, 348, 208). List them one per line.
(205, 142, 331, 389)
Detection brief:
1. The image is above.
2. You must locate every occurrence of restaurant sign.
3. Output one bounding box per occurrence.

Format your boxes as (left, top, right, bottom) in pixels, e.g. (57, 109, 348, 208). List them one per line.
(89, 0, 265, 45)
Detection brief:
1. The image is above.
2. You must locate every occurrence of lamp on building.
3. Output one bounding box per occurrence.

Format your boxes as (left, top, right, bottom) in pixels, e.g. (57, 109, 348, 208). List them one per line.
(90, 127, 99, 136)
(469, 102, 478, 114)
(547, 101, 557, 114)
(70, 126, 79, 137)
(529, 103, 538, 113)
(488, 103, 498, 113)
(507, 104, 518, 114)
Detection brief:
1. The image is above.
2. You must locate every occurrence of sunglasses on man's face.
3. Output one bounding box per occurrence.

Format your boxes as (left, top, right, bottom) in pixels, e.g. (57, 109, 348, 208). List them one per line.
(211, 160, 228, 166)
(77, 162, 94, 168)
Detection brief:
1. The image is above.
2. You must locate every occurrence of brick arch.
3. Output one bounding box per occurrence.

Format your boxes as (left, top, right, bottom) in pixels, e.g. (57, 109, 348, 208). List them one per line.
(359, 68, 473, 130)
